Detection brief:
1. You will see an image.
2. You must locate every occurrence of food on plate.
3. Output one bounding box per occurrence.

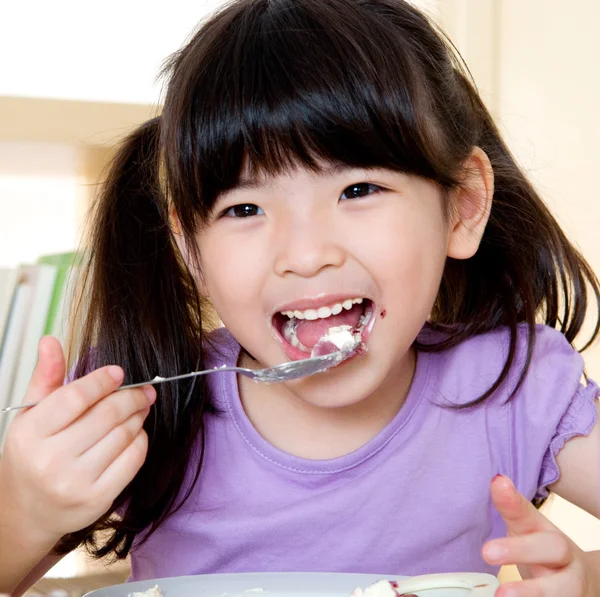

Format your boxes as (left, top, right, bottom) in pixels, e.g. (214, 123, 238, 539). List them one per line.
(130, 585, 163, 597)
(351, 575, 496, 596)
(128, 581, 412, 597)
(351, 580, 417, 597)
(126, 576, 494, 597)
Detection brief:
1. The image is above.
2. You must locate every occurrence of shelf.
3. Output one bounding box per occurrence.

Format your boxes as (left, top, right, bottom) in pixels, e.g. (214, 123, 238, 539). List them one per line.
(0, 96, 157, 147)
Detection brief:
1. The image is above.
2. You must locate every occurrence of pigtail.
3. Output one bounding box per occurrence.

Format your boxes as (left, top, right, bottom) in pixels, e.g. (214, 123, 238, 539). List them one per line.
(55, 117, 214, 559)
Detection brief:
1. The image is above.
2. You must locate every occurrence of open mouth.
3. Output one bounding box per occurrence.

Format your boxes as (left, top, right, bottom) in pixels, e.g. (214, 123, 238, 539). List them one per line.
(272, 298, 375, 361)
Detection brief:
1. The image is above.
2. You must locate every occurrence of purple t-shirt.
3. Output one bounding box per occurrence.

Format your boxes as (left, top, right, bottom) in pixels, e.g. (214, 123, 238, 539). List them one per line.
(129, 325, 598, 580)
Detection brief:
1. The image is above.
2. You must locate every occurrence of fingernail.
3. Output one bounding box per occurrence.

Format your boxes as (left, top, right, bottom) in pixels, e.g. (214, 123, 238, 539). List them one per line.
(493, 474, 514, 491)
(143, 385, 157, 403)
(38, 336, 49, 354)
(484, 542, 507, 563)
(108, 366, 124, 382)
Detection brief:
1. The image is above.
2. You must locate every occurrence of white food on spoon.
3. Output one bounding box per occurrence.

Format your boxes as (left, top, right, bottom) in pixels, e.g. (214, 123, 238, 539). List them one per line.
(310, 325, 359, 358)
(320, 325, 356, 351)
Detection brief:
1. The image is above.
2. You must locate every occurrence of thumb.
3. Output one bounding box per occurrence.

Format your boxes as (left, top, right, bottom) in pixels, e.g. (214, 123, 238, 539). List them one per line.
(491, 474, 555, 536)
(24, 336, 66, 405)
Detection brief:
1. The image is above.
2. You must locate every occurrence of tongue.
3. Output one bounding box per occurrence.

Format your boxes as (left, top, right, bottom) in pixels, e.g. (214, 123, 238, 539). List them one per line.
(295, 304, 363, 348)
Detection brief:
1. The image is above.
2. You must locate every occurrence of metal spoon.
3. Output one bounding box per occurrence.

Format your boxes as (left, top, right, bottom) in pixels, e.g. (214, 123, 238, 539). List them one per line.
(1, 340, 362, 414)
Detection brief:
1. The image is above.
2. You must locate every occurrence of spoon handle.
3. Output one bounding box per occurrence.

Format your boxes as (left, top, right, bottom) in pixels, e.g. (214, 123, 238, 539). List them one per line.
(0, 367, 246, 414)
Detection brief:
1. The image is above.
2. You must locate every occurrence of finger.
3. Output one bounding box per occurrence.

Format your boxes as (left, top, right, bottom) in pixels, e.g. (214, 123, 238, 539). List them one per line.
(35, 365, 125, 436)
(491, 475, 555, 536)
(495, 570, 581, 597)
(81, 410, 150, 479)
(64, 387, 155, 456)
(23, 336, 66, 406)
(482, 531, 574, 568)
(93, 429, 148, 495)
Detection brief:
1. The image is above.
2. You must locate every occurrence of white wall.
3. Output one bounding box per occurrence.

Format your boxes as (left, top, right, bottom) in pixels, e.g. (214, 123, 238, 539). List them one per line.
(0, 1, 227, 104)
(0, 143, 83, 267)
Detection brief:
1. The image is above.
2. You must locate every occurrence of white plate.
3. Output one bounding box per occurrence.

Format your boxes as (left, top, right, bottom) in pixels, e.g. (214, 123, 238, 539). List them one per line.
(85, 572, 499, 597)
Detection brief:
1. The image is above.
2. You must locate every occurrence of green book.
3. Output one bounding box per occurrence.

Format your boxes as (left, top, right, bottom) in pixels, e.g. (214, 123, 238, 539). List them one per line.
(37, 252, 80, 336)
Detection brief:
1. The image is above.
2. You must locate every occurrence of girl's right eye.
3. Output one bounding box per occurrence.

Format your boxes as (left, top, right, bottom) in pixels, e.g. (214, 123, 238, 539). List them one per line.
(223, 204, 264, 218)
(340, 182, 383, 200)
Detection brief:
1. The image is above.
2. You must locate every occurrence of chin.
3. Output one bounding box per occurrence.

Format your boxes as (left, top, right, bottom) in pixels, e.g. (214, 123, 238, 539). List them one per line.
(291, 386, 371, 409)
(282, 352, 381, 409)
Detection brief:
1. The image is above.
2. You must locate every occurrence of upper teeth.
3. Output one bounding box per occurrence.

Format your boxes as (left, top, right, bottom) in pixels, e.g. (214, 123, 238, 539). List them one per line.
(282, 298, 364, 320)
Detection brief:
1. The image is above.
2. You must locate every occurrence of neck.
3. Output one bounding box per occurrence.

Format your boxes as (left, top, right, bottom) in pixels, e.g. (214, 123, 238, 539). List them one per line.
(238, 348, 416, 460)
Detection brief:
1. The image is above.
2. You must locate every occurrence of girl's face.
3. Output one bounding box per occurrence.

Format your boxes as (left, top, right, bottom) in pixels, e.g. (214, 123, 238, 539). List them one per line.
(194, 162, 487, 408)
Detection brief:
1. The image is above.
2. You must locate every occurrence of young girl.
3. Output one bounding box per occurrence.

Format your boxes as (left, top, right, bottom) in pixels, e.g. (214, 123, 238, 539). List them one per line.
(1, 1, 599, 596)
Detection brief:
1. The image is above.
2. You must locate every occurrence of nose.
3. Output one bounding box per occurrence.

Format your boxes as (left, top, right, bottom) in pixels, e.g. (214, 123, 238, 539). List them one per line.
(273, 212, 346, 278)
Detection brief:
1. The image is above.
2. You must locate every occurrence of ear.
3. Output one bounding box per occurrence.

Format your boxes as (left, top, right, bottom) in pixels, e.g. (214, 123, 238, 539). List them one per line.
(447, 147, 494, 260)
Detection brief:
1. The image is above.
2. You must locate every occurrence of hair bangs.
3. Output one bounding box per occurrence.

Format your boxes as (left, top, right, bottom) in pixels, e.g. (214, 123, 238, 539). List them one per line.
(161, 0, 452, 224)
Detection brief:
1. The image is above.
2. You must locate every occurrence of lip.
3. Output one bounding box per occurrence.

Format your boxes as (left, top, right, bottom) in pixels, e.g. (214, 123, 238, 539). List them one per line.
(271, 298, 378, 363)
(272, 293, 375, 316)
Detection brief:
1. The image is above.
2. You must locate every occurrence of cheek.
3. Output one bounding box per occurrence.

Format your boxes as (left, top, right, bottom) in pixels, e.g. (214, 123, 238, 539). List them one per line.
(372, 208, 447, 270)
(195, 233, 262, 314)
(364, 205, 448, 306)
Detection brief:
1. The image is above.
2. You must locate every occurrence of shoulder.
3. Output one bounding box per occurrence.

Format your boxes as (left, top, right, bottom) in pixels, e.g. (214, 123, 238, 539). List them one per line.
(422, 325, 597, 501)
(423, 324, 584, 406)
(203, 326, 241, 368)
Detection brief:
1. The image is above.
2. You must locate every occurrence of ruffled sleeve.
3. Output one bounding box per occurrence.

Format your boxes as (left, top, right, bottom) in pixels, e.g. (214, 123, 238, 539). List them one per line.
(506, 326, 599, 501)
(537, 378, 599, 498)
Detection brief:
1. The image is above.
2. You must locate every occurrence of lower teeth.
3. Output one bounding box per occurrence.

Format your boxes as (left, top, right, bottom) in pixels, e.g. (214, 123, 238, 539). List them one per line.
(283, 319, 311, 352)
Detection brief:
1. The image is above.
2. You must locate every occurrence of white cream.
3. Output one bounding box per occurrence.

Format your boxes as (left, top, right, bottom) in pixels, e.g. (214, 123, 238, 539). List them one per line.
(320, 325, 356, 351)
(283, 321, 358, 355)
(130, 585, 163, 597)
(350, 580, 397, 597)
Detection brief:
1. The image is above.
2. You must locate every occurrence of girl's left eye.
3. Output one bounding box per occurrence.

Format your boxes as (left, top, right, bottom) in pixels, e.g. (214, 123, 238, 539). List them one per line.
(223, 204, 265, 218)
(340, 183, 383, 200)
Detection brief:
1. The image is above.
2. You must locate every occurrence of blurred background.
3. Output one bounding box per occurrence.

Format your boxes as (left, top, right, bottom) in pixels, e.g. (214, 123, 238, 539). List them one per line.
(1, 0, 599, 594)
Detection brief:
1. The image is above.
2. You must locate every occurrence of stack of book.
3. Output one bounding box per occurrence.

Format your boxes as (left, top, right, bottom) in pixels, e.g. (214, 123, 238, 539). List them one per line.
(0, 252, 79, 448)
